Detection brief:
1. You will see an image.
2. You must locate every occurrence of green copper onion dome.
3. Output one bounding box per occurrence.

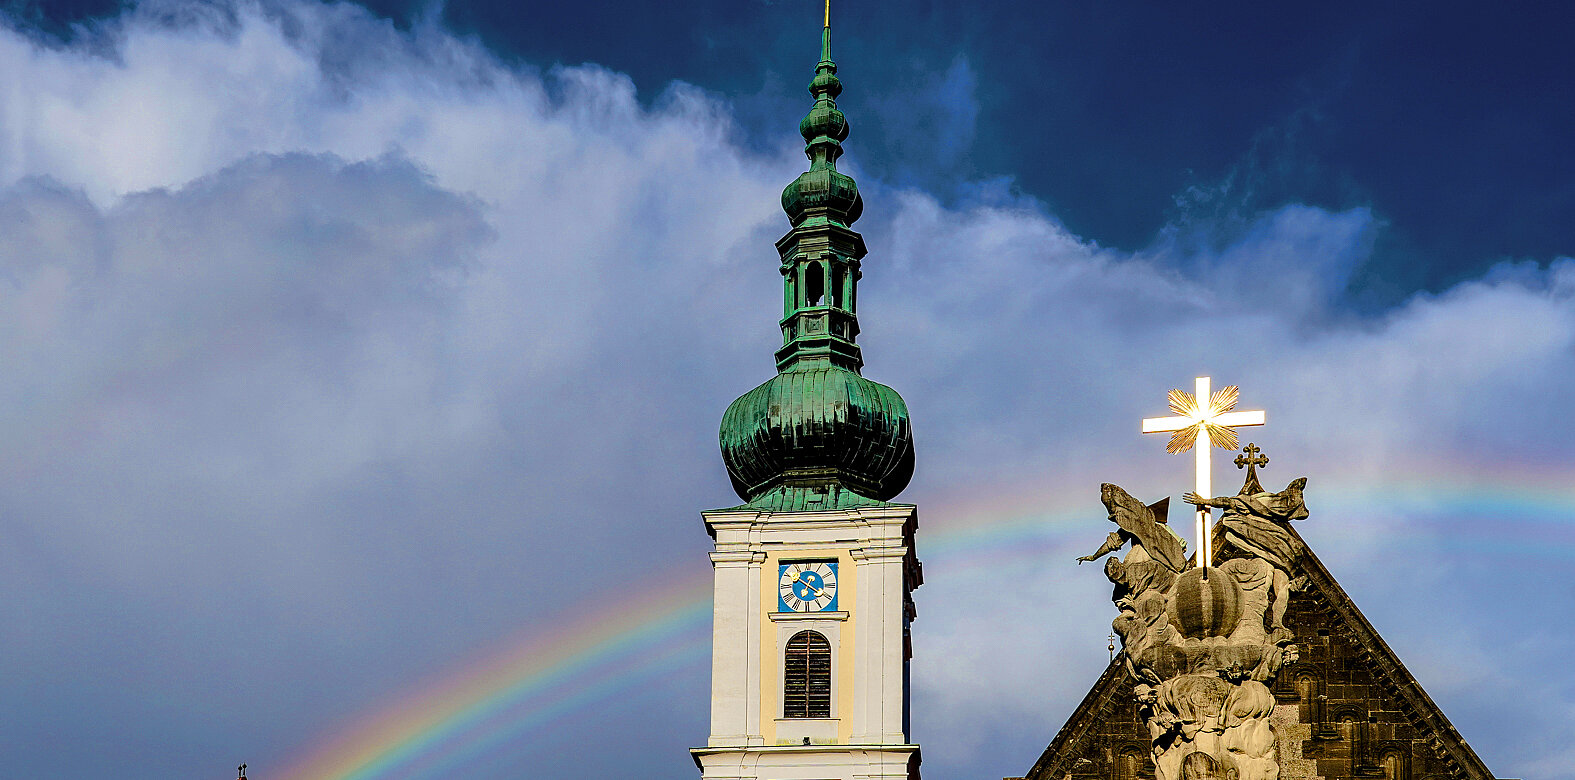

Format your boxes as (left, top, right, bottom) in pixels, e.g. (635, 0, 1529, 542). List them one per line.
(721, 366, 914, 505)
(720, 18, 913, 510)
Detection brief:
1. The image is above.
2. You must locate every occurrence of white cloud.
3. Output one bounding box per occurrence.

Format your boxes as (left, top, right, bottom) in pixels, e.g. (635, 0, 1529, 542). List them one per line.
(0, 2, 1568, 779)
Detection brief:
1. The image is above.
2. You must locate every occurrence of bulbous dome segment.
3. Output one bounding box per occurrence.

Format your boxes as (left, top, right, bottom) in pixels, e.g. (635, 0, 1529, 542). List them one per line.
(800, 101, 848, 144)
(720, 366, 914, 504)
(782, 168, 863, 226)
(809, 68, 843, 100)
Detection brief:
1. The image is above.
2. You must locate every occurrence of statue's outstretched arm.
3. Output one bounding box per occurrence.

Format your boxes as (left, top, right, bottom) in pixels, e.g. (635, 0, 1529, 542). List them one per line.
(1181, 492, 1229, 509)
(1077, 530, 1125, 563)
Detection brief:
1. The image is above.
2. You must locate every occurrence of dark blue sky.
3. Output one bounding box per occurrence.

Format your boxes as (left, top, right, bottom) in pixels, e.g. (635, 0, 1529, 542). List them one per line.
(11, 1, 1571, 302)
(485, 1, 1560, 303)
(353, 2, 1574, 302)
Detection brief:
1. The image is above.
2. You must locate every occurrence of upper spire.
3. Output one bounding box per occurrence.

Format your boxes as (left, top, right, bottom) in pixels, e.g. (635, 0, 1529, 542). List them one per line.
(781, 3, 861, 228)
(716, 8, 915, 509)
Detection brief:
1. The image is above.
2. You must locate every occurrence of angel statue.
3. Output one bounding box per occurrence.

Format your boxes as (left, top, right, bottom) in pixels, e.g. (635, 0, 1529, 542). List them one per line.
(1077, 483, 1188, 572)
(1078, 483, 1190, 681)
(1184, 475, 1308, 642)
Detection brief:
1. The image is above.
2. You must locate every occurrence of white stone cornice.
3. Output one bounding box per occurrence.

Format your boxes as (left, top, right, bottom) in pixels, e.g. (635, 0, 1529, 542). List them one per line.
(710, 550, 767, 566)
(692, 744, 920, 757)
(849, 546, 908, 562)
(704, 508, 767, 521)
(769, 610, 849, 622)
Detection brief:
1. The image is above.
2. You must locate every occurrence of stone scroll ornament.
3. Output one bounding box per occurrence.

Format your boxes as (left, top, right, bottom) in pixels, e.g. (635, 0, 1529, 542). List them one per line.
(1078, 451, 1307, 780)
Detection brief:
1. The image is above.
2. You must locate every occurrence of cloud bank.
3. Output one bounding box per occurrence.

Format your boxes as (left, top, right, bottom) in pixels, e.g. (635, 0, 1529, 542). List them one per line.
(0, 2, 1568, 778)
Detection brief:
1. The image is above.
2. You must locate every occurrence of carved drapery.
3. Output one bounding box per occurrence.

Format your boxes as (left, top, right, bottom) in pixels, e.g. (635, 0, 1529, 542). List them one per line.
(1084, 476, 1309, 780)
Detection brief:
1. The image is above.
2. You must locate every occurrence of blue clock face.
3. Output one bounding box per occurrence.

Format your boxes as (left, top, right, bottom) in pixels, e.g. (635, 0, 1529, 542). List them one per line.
(779, 561, 838, 613)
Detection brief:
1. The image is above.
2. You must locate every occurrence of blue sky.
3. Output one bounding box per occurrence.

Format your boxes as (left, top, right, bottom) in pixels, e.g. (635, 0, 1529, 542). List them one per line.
(0, 1, 1570, 778)
(357, 0, 1571, 300)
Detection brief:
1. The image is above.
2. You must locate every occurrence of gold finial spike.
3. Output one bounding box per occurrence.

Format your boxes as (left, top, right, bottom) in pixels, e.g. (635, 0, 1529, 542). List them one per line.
(819, 0, 834, 62)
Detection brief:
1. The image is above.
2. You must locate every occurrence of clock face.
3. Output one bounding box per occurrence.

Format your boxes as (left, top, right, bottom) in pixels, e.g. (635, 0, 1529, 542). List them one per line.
(779, 561, 838, 613)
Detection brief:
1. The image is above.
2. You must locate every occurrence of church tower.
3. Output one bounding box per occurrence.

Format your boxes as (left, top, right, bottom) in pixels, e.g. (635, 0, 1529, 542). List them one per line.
(691, 14, 922, 780)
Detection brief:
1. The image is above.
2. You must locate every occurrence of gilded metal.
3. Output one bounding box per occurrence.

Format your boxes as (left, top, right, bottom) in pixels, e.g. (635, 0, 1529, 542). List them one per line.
(1142, 377, 1265, 570)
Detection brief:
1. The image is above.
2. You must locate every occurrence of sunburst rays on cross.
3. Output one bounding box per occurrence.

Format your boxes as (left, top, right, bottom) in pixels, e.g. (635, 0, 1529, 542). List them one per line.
(1161, 384, 1245, 454)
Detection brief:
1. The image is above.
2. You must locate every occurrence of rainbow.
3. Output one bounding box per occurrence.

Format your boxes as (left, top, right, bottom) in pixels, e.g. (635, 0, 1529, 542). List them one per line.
(277, 465, 1575, 779)
(277, 574, 712, 780)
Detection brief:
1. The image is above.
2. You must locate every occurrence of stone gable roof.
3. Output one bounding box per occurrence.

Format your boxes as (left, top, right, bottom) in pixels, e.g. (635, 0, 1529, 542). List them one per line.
(1020, 524, 1502, 780)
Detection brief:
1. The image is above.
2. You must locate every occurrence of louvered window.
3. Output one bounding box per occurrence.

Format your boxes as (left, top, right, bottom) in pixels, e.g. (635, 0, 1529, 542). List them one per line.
(783, 631, 831, 718)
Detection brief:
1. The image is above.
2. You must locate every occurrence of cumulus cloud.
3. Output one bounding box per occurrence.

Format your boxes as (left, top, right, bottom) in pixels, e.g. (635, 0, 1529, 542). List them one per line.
(0, 2, 1568, 779)
(890, 192, 1575, 773)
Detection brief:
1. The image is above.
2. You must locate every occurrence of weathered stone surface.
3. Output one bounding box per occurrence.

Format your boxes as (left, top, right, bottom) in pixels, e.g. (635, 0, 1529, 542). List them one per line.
(1076, 477, 1299, 780)
(1024, 522, 1500, 780)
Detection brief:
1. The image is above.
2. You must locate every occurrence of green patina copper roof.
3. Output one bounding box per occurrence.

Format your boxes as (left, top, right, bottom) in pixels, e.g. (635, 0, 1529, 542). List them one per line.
(722, 485, 902, 514)
(721, 366, 913, 508)
(718, 16, 914, 512)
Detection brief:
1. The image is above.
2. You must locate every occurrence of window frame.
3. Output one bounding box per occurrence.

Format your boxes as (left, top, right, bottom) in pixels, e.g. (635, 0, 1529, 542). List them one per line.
(782, 629, 833, 719)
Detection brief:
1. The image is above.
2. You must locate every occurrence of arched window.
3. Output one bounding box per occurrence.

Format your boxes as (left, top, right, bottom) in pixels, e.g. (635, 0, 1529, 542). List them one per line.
(1382, 749, 1409, 780)
(804, 263, 825, 307)
(784, 631, 831, 718)
(1337, 712, 1359, 742)
(1295, 673, 1317, 721)
(1115, 749, 1140, 780)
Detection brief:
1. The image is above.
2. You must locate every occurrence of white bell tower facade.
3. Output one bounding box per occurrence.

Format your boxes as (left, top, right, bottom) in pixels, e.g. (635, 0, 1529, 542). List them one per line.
(693, 14, 922, 780)
(693, 504, 922, 780)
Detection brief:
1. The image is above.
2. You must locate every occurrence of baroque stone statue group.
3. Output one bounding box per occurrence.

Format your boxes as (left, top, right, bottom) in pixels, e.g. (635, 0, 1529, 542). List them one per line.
(1077, 451, 1308, 780)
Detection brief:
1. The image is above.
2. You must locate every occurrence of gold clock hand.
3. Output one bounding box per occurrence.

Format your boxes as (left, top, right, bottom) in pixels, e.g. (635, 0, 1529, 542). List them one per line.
(795, 574, 825, 597)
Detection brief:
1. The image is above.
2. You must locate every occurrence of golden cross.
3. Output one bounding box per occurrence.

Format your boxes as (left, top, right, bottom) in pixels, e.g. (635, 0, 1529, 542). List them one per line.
(1141, 377, 1265, 569)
